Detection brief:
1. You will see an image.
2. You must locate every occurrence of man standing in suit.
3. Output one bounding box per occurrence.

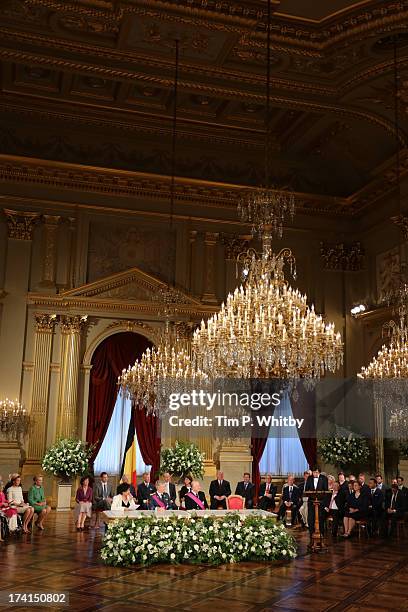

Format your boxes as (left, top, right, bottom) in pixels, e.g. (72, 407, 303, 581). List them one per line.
(358, 473, 371, 498)
(185, 480, 208, 510)
(397, 476, 408, 509)
(277, 475, 300, 523)
(297, 470, 312, 527)
(235, 472, 255, 509)
(376, 474, 388, 493)
(209, 471, 231, 509)
(305, 467, 329, 535)
(368, 477, 385, 535)
(137, 472, 156, 509)
(386, 482, 405, 535)
(149, 482, 173, 511)
(162, 472, 177, 507)
(93, 472, 113, 511)
(258, 474, 277, 511)
(324, 481, 347, 537)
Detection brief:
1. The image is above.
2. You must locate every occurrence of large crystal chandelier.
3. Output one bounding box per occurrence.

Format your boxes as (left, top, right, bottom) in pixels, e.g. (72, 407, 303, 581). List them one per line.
(192, 227, 343, 381)
(0, 398, 30, 440)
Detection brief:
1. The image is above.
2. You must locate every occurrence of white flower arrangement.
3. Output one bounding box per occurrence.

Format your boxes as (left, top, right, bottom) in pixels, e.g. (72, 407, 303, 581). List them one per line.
(42, 438, 94, 479)
(101, 514, 297, 566)
(160, 440, 205, 479)
(318, 433, 369, 468)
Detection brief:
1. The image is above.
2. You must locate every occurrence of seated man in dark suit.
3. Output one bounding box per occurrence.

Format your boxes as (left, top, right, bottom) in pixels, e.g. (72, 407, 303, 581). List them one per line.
(149, 481, 173, 511)
(137, 472, 156, 509)
(277, 475, 300, 524)
(93, 472, 114, 512)
(117, 474, 137, 499)
(386, 483, 405, 536)
(235, 472, 255, 509)
(209, 471, 231, 509)
(162, 472, 177, 507)
(258, 474, 277, 511)
(185, 480, 208, 510)
(305, 467, 329, 535)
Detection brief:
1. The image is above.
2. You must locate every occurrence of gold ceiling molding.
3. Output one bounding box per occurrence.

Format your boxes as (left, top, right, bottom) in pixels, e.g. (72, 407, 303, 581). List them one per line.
(0, 154, 353, 217)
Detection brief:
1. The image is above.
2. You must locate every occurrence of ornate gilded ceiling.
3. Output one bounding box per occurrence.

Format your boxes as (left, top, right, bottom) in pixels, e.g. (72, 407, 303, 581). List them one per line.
(0, 0, 408, 212)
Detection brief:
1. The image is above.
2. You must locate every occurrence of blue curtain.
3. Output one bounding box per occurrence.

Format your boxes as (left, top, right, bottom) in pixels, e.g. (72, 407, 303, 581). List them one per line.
(260, 393, 308, 476)
(94, 393, 151, 476)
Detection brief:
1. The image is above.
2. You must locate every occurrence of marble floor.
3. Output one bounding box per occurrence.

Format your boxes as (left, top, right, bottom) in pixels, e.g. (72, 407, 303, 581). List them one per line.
(1, 513, 407, 611)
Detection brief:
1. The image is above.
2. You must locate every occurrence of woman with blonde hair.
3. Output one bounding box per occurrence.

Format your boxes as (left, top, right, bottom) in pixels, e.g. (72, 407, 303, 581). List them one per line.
(7, 475, 34, 533)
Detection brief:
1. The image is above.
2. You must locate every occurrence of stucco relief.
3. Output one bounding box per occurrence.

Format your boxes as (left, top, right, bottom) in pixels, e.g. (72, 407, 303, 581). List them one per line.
(87, 219, 175, 284)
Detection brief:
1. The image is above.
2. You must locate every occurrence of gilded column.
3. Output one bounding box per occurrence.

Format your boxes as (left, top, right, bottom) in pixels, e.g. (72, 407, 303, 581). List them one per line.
(56, 315, 87, 439)
(27, 314, 57, 462)
(201, 232, 219, 304)
(373, 392, 385, 476)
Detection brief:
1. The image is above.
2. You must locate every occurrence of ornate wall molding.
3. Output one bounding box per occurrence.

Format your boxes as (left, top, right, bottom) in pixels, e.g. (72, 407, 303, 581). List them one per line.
(391, 214, 408, 240)
(3, 208, 40, 240)
(320, 241, 365, 271)
(222, 234, 252, 261)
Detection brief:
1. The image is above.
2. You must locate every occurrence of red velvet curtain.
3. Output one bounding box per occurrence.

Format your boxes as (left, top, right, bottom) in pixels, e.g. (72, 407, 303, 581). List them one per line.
(134, 407, 161, 481)
(291, 385, 317, 468)
(86, 331, 152, 461)
(251, 436, 268, 498)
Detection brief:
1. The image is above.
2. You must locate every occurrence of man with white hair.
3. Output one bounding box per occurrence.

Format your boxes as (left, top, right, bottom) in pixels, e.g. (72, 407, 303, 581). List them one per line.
(185, 480, 208, 510)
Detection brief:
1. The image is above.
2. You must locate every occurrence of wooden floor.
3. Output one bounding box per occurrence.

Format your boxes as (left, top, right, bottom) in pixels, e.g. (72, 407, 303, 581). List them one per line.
(1, 513, 408, 611)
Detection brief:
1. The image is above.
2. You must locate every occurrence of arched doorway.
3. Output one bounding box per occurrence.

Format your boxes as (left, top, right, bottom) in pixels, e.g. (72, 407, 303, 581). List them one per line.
(86, 331, 152, 465)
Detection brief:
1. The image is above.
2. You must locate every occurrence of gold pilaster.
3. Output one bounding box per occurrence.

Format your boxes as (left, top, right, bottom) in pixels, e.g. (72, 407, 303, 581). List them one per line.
(374, 392, 385, 475)
(201, 232, 219, 304)
(27, 314, 57, 462)
(56, 315, 87, 439)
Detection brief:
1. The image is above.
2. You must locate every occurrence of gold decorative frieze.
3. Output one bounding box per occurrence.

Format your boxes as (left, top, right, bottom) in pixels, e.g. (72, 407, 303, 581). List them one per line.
(3, 208, 39, 240)
(320, 241, 364, 271)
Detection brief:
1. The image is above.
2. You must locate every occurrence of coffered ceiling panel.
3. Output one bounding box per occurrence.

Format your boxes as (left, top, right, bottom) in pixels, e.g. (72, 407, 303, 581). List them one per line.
(0, 0, 407, 214)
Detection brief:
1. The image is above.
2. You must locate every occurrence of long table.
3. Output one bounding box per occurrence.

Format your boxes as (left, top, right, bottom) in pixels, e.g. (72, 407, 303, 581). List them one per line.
(103, 508, 272, 523)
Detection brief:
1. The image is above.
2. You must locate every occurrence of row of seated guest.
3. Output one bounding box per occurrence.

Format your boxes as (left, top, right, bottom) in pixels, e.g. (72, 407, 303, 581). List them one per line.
(0, 474, 50, 536)
(274, 468, 408, 538)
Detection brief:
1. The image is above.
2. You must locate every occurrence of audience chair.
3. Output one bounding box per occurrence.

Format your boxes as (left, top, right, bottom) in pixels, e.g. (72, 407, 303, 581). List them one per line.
(355, 519, 369, 539)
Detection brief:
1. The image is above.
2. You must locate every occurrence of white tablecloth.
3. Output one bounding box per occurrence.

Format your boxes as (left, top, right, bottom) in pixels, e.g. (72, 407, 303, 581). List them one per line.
(103, 509, 272, 521)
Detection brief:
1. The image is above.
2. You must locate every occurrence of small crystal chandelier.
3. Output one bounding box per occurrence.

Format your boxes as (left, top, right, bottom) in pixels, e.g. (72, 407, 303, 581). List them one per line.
(0, 398, 30, 440)
(119, 322, 205, 415)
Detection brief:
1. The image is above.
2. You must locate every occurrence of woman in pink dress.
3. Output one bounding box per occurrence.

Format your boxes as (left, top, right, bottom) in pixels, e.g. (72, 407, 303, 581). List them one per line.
(0, 482, 18, 534)
(75, 477, 93, 531)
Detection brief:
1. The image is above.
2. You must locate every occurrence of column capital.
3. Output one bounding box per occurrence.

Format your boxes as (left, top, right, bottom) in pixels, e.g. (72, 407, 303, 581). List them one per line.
(34, 313, 57, 333)
(4, 209, 40, 240)
(203, 232, 219, 246)
(60, 315, 88, 334)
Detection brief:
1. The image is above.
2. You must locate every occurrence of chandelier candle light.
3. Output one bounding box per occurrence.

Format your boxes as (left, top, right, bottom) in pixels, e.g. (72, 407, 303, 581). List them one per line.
(0, 398, 30, 439)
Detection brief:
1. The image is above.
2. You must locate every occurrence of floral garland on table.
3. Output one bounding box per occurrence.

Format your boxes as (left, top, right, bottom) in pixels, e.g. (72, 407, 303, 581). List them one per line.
(160, 440, 205, 479)
(42, 438, 94, 479)
(101, 514, 297, 567)
(318, 433, 369, 468)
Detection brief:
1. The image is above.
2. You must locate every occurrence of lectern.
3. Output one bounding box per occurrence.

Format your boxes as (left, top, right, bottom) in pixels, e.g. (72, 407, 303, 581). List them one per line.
(304, 490, 330, 553)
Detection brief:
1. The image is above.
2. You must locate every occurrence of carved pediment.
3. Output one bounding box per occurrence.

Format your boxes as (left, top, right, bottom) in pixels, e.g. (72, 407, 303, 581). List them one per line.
(61, 267, 200, 304)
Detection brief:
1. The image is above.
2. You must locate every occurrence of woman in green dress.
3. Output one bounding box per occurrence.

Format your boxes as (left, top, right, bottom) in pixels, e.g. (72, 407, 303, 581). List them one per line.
(28, 475, 51, 530)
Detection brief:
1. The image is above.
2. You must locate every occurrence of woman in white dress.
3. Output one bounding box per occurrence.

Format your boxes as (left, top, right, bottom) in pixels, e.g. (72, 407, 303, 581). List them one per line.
(111, 483, 138, 511)
(7, 475, 34, 533)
